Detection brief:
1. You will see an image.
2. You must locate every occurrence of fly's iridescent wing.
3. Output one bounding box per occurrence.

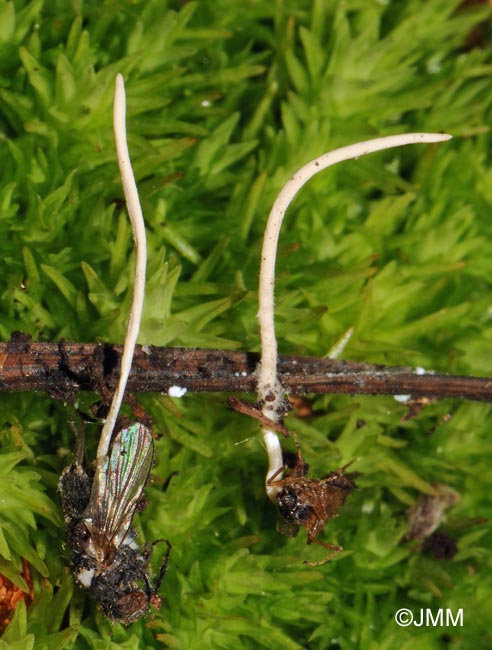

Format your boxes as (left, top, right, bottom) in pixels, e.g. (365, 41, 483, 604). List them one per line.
(84, 423, 154, 561)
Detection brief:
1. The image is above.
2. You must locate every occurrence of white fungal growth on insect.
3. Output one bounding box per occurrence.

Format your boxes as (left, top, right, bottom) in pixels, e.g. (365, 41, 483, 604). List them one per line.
(96, 74, 148, 462)
(257, 132, 452, 500)
(77, 568, 95, 588)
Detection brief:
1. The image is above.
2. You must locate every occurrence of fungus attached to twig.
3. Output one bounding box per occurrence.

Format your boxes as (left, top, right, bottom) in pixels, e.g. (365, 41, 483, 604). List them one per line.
(256, 131, 452, 556)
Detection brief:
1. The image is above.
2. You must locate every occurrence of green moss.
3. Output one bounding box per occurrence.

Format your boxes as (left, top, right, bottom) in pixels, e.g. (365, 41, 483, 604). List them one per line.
(0, 0, 491, 648)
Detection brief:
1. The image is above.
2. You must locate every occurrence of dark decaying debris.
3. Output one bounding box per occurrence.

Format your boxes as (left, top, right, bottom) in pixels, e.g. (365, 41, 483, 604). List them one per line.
(406, 484, 460, 543)
(406, 484, 461, 559)
(423, 532, 459, 560)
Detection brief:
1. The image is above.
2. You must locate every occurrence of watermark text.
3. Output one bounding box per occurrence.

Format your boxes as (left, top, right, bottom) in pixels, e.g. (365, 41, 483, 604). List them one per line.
(394, 608, 463, 627)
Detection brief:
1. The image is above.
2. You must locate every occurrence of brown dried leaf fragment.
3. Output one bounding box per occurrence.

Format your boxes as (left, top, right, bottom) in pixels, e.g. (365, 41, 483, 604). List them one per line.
(0, 560, 33, 631)
(227, 396, 290, 437)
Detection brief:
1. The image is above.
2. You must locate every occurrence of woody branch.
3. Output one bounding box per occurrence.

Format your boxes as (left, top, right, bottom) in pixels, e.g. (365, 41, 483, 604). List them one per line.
(1, 339, 490, 402)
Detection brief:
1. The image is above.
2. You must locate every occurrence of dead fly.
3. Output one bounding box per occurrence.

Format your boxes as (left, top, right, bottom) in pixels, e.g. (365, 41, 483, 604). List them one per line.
(268, 434, 356, 565)
(58, 422, 170, 624)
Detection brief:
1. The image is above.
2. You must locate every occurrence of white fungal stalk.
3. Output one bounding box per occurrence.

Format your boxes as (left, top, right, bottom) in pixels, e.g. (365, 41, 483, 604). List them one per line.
(96, 74, 148, 462)
(258, 132, 452, 499)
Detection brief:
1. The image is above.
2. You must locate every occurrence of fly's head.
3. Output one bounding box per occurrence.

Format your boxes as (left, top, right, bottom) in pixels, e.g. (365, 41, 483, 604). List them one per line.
(108, 589, 156, 625)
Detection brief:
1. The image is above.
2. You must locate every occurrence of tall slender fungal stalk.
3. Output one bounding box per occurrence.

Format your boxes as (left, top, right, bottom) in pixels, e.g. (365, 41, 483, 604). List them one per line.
(59, 75, 170, 624)
(258, 132, 452, 499)
(96, 74, 148, 462)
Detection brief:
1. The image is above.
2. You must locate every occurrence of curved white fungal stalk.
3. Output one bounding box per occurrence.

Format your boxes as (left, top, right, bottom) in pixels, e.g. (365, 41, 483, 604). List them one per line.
(96, 74, 147, 463)
(258, 132, 452, 500)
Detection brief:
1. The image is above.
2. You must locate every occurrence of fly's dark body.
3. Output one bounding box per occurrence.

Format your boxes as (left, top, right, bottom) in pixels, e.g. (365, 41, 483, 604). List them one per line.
(59, 423, 170, 624)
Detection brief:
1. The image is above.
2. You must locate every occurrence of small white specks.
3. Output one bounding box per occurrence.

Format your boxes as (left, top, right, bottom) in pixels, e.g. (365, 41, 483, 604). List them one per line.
(361, 502, 374, 514)
(394, 394, 411, 403)
(241, 371, 248, 377)
(201, 99, 211, 108)
(415, 367, 426, 375)
(142, 345, 150, 354)
(168, 385, 187, 398)
(234, 437, 252, 446)
(77, 568, 95, 588)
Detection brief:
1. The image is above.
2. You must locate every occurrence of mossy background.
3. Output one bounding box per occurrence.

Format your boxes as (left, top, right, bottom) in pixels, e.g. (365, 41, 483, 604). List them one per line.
(0, 0, 491, 648)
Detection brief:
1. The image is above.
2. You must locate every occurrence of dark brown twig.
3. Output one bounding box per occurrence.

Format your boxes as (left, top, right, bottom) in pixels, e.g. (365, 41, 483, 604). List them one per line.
(1, 336, 492, 403)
